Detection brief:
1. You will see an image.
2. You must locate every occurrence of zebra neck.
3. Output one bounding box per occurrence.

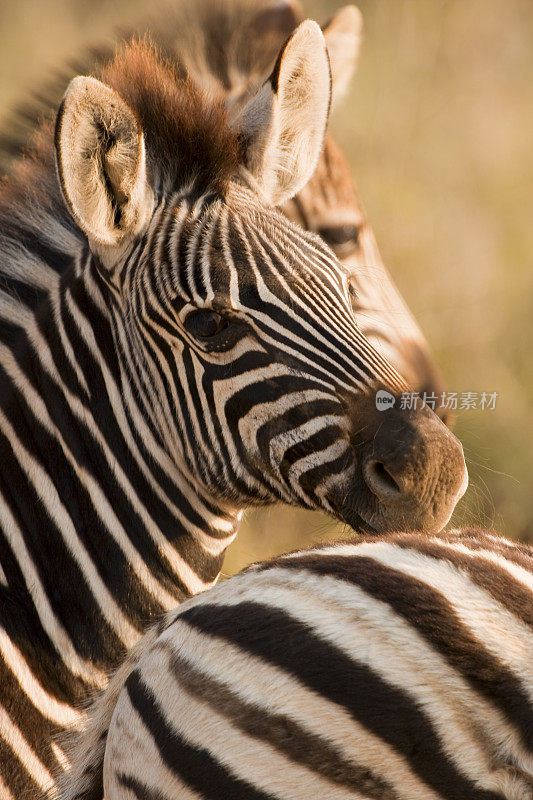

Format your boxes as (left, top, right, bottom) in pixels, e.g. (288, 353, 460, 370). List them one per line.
(0, 262, 241, 686)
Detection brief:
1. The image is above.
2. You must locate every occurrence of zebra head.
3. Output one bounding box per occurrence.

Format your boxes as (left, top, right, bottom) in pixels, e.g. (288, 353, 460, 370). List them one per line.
(54, 23, 467, 533)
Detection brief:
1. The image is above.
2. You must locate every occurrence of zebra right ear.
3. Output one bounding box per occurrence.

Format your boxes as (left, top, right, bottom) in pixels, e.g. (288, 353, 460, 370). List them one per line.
(55, 76, 154, 268)
(323, 5, 363, 108)
(235, 20, 331, 206)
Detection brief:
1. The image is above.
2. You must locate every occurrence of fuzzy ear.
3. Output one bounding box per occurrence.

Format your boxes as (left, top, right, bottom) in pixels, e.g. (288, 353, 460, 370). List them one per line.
(236, 20, 331, 206)
(323, 5, 363, 107)
(55, 76, 154, 261)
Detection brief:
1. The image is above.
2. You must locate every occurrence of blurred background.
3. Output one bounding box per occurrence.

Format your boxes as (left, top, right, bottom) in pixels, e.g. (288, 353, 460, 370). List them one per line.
(2, 0, 532, 572)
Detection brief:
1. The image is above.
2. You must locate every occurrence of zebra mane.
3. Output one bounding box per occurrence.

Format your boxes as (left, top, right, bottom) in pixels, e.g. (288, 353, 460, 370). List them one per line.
(0, 0, 302, 331)
(97, 39, 241, 195)
(0, 0, 302, 173)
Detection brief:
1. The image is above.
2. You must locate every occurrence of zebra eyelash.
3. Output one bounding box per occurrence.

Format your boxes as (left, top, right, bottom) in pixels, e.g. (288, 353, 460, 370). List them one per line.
(348, 282, 358, 302)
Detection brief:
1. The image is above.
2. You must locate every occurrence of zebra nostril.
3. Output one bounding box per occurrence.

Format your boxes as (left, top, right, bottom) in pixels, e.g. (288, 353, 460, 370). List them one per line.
(363, 458, 403, 500)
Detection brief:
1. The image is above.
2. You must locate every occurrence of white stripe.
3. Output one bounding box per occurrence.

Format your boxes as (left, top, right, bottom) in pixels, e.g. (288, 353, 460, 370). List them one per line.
(141, 645, 394, 800)
(286, 438, 350, 483)
(0, 628, 81, 728)
(307, 540, 533, 694)
(51, 741, 71, 771)
(437, 539, 533, 591)
(0, 773, 16, 800)
(0, 703, 54, 794)
(105, 690, 206, 800)
(0, 493, 106, 686)
(241, 212, 405, 391)
(1, 342, 182, 610)
(0, 407, 140, 650)
(169, 565, 533, 783)
(151, 625, 445, 800)
(53, 288, 90, 395)
(27, 292, 235, 593)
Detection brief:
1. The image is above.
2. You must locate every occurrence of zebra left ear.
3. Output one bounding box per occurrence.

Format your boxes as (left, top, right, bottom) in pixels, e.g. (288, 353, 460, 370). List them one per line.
(236, 20, 331, 205)
(55, 76, 154, 269)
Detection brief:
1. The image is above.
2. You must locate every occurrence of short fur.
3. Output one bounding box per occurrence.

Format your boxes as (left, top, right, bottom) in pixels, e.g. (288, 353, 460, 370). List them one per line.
(98, 40, 242, 197)
(57, 529, 533, 800)
(0, 0, 446, 406)
(0, 1, 303, 173)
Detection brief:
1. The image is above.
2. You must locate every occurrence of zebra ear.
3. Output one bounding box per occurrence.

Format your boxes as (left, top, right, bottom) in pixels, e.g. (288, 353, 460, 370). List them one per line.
(323, 5, 363, 108)
(55, 76, 154, 263)
(236, 20, 331, 205)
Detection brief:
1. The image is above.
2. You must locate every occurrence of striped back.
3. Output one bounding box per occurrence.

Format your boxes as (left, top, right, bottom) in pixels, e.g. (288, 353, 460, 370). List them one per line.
(60, 530, 533, 800)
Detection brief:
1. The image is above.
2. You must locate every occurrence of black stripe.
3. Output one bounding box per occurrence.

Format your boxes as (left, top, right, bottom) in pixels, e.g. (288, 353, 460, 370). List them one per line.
(179, 601, 502, 800)
(118, 774, 170, 800)
(256, 399, 341, 463)
(397, 536, 533, 627)
(0, 734, 43, 800)
(0, 657, 66, 776)
(125, 669, 278, 800)
(0, 274, 49, 312)
(167, 648, 398, 799)
(0, 418, 128, 667)
(0, 529, 92, 702)
(274, 553, 533, 751)
(8, 225, 74, 278)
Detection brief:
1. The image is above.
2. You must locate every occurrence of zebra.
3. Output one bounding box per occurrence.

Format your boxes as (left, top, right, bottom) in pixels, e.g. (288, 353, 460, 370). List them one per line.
(0, 0, 449, 411)
(0, 12, 467, 800)
(58, 529, 533, 800)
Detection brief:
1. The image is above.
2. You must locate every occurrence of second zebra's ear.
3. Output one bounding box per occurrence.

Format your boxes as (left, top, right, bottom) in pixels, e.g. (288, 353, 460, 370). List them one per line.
(55, 76, 154, 267)
(236, 20, 331, 206)
(323, 5, 363, 108)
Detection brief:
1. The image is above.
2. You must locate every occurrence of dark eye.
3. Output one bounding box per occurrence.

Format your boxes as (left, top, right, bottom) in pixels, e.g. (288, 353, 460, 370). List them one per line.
(317, 224, 361, 255)
(185, 309, 229, 339)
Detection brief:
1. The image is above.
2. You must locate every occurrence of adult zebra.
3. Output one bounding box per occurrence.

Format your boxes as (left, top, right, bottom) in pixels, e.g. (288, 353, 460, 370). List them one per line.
(59, 530, 533, 800)
(0, 0, 449, 409)
(0, 13, 466, 800)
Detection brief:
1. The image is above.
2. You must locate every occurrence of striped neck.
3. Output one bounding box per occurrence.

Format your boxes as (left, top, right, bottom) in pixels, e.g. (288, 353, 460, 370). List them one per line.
(0, 253, 241, 689)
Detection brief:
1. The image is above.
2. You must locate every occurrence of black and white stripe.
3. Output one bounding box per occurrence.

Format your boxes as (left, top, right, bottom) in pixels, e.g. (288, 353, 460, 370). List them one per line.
(0, 1, 447, 407)
(60, 530, 533, 800)
(0, 7, 467, 798)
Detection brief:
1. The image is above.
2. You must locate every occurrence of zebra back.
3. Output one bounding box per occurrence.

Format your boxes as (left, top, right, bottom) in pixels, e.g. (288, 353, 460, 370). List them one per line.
(58, 529, 533, 800)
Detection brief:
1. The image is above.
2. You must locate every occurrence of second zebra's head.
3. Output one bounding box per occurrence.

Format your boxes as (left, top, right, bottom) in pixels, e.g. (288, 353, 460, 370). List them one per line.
(54, 25, 467, 533)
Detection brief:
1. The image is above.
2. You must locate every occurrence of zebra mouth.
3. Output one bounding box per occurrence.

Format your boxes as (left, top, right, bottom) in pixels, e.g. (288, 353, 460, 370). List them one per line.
(332, 500, 380, 534)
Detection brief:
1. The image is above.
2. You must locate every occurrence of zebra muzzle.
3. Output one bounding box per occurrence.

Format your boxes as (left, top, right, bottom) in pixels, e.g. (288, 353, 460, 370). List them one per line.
(344, 397, 468, 533)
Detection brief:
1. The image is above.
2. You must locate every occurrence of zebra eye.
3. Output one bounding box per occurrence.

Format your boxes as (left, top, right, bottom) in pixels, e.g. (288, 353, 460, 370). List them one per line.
(317, 224, 361, 256)
(184, 309, 229, 339)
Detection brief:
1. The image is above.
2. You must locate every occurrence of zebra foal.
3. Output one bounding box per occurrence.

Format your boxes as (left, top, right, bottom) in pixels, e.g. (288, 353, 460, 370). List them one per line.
(0, 1, 449, 408)
(60, 530, 533, 800)
(0, 13, 467, 798)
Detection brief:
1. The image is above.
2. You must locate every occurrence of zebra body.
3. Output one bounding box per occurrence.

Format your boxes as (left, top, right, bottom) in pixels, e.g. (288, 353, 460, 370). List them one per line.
(60, 530, 533, 800)
(0, 4, 466, 797)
